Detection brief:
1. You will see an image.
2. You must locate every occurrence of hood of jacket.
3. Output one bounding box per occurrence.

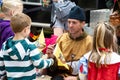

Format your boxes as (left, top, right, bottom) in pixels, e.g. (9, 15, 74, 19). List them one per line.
(2, 37, 30, 60)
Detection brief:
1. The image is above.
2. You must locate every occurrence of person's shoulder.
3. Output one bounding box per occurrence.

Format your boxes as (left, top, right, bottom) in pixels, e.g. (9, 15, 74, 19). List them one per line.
(25, 38, 37, 50)
(0, 20, 11, 32)
(84, 35, 93, 43)
(0, 20, 10, 23)
(57, 33, 69, 41)
(0, 20, 10, 26)
(59, 33, 68, 37)
(110, 52, 120, 64)
(61, 33, 69, 38)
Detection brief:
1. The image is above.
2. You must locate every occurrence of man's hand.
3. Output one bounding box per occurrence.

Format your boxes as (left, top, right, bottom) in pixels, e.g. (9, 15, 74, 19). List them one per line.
(46, 44, 55, 58)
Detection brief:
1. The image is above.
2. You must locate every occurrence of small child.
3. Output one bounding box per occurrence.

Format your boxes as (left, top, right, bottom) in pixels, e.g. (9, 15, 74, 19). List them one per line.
(0, 0, 23, 49)
(78, 22, 120, 80)
(0, 13, 54, 80)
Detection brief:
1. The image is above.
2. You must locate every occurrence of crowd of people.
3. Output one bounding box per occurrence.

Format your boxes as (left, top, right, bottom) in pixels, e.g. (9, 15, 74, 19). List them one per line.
(0, 0, 120, 80)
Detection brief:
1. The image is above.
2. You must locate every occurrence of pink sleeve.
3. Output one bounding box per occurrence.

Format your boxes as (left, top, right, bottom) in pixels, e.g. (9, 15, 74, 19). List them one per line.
(42, 35, 58, 54)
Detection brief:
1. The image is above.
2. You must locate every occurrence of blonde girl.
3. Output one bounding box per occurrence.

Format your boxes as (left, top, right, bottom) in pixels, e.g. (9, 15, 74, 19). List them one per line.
(78, 22, 120, 80)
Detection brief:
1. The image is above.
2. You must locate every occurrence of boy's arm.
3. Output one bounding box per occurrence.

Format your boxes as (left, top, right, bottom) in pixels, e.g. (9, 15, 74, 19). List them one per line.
(29, 45, 54, 69)
(0, 51, 6, 79)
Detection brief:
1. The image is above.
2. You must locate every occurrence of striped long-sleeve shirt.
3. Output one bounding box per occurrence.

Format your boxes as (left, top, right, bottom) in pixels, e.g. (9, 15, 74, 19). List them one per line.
(0, 37, 54, 80)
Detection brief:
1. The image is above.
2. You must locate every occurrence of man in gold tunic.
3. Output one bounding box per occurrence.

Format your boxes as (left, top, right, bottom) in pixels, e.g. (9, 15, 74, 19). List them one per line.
(46, 6, 92, 79)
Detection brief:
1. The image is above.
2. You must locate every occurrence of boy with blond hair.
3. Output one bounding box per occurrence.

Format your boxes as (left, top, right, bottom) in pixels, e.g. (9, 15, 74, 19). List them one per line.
(0, 13, 54, 80)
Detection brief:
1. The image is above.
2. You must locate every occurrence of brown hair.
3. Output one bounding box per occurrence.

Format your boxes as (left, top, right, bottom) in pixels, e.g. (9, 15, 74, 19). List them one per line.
(10, 13, 31, 33)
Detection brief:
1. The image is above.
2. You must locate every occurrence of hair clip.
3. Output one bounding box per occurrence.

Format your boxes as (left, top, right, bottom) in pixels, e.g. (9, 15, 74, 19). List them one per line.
(99, 48, 111, 52)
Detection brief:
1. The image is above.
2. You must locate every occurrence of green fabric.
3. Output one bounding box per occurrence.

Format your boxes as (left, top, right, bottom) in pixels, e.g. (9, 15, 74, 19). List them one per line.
(0, 37, 54, 80)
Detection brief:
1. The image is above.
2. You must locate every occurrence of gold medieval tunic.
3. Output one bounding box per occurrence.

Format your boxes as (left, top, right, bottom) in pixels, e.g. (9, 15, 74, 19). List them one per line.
(57, 32, 92, 62)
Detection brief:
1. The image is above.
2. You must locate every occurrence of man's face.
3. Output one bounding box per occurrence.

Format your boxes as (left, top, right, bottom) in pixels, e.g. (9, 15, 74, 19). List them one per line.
(67, 19, 85, 34)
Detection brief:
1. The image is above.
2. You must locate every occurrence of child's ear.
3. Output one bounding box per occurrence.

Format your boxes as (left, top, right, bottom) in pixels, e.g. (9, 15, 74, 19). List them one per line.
(21, 27, 27, 34)
(24, 27, 28, 33)
(10, 10, 15, 16)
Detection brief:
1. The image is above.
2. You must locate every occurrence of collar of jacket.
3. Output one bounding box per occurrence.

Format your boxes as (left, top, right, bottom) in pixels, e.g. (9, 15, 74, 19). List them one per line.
(69, 31, 87, 41)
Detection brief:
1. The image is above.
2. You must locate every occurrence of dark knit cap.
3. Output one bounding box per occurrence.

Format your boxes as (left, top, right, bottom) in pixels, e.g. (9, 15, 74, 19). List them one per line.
(68, 6, 86, 21)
